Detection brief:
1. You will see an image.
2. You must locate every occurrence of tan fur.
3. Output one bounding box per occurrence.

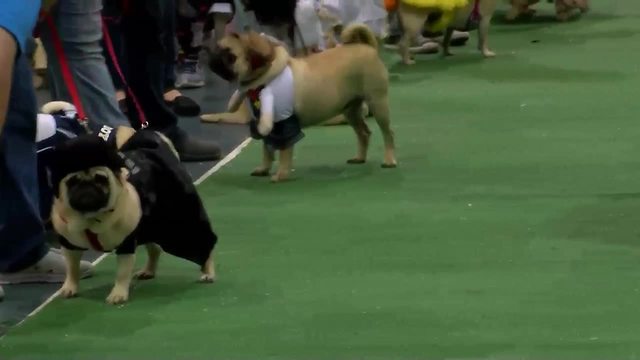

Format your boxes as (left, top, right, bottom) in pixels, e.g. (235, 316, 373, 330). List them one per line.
(204, 24, 397, 181)
(397, 0, 499, 65)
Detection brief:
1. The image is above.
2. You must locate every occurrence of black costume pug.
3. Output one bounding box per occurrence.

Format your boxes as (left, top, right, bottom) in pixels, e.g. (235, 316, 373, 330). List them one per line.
(50, 129, 218, 305)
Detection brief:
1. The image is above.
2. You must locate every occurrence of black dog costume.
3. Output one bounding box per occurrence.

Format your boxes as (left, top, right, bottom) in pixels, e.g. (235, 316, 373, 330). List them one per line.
(50, 129, 217, 266)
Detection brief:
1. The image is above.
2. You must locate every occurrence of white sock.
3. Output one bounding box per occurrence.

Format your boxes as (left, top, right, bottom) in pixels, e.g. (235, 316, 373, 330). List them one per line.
(36, 114, 57, 142)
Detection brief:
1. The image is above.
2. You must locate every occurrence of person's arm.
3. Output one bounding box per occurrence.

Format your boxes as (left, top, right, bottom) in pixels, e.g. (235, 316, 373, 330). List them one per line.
(0, 0, 43, 136)
(0, 28, 17, 136)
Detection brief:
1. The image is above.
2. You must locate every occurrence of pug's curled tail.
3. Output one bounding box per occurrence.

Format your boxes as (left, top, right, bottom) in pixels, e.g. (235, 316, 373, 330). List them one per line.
(340, 23, 378, 49)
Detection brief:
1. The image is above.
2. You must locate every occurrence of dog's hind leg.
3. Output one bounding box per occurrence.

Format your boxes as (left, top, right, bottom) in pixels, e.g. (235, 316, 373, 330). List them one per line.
(271, 146, 294, 183)
(134, 243, 162, 280)
(368, 95, 397, 168)
(344, 100, 371, 164)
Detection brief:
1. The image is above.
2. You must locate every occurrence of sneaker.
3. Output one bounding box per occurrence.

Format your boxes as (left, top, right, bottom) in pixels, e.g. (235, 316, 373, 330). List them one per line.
(0, 249, 94, 285)
(175, 59, 206, 89)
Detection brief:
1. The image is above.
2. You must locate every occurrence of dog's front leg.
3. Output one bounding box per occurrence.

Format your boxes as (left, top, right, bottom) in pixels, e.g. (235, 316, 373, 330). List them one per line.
(201, 91, 250, 124)
(272, 146, 293, 183)
(106, 253, 135, 305)
(59, 247, 83, 298)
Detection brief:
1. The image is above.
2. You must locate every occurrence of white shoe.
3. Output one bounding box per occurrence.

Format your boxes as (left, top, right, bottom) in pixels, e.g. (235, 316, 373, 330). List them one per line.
(0, 249, 94, 285)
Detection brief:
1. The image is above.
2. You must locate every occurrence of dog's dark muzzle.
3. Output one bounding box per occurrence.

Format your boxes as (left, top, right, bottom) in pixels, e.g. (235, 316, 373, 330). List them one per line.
(68, 182, 110, 214)
(208, 48, 237, 82)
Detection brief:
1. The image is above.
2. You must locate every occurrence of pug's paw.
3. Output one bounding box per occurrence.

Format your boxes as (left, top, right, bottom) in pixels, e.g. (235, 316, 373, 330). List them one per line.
(59, 282, 78, 298)
(134, 268, 156, 280)
(199, 273, 216, 283)
(106, 287, 129, 305)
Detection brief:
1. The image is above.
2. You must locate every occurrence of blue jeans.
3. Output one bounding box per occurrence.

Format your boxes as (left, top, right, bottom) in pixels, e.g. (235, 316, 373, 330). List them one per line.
(0, 56, 48, 273)
(39, 0, 128, 127)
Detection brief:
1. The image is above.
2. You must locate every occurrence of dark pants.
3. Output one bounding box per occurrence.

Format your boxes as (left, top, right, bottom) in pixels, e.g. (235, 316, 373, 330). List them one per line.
(102, 0, 179, 130)
(0, 56, 48, 272)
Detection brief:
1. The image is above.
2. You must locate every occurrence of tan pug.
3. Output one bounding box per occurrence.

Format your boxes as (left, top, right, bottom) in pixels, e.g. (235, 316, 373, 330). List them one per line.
(396, 0, 499, 65)
(204, 24, 397, 182)
(50, 130, 218, 305)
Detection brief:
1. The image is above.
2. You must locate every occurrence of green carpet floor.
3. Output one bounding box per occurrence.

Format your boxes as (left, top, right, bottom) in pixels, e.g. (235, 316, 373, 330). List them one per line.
(3, 2, 640, 359)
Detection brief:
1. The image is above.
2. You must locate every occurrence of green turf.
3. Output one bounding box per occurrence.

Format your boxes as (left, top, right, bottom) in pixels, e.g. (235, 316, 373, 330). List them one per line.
(3, 2, 640, 359)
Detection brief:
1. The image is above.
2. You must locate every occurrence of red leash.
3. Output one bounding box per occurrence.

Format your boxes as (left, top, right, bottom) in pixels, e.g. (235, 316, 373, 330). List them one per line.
(42, 13, 91, 132)
(41, 12, 148, 130)
(101, 16, 148, 129)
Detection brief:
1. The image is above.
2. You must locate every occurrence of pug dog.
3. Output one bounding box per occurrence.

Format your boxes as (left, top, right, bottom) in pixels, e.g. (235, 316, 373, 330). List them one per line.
(396, 0, 499, 65)
(204, 23, 397, 182)
(50, 130, 218, 305)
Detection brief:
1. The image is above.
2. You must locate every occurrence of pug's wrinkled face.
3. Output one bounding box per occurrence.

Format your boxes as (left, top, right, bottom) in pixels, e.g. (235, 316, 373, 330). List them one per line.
(208, 31, 276, 83)
(60, 166, 122, 215)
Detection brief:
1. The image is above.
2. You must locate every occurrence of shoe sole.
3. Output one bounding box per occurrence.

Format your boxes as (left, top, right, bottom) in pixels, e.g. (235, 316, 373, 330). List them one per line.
(175, 81, 206, 89)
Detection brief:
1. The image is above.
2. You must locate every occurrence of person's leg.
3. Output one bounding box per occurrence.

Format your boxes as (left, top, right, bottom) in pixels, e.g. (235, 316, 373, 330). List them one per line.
(101, 0, 129, 115)
(121, 0, 221, 161)
(40, 0, 128, 128)
(0, 56, 93, 286)
(0, 56, 48, 274)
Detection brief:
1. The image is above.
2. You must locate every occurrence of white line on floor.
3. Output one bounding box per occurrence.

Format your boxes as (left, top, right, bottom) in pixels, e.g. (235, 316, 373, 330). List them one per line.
(10, 137, 252, 331)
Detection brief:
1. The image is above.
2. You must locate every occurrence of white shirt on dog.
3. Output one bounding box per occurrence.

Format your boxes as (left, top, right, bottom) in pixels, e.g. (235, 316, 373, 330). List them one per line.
(248, 65, 295, 124)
